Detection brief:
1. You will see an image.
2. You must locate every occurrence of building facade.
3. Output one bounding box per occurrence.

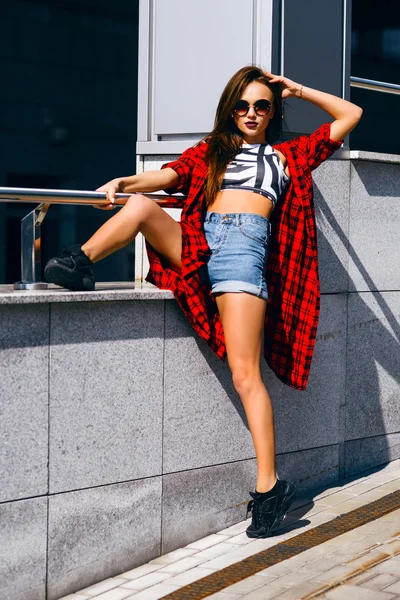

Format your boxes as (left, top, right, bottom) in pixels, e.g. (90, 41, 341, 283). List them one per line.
(0, 0, 399, 284)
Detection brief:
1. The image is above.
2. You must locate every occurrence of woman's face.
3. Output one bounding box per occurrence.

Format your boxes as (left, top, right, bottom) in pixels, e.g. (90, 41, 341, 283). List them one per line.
(232, 81, 275, 144)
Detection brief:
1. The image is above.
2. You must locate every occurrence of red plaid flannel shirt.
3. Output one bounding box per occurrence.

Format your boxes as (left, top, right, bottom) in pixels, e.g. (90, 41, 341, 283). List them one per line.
(145, 123, 342, 390)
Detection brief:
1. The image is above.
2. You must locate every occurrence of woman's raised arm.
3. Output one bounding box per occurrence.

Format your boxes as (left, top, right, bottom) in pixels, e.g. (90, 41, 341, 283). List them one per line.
(264, 72, 363, 141)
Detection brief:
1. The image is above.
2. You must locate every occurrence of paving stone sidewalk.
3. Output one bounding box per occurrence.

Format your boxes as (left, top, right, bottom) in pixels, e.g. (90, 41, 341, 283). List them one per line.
(59, 459, 400, 600)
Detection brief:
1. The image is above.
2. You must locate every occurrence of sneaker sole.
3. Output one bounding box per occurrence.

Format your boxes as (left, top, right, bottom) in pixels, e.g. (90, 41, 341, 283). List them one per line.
(44, 262, 94, 291)
(246, 482, 296, 539)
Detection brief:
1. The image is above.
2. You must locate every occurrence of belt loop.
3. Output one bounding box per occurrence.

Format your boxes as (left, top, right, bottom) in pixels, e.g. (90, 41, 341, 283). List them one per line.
(236, 214, 240, 226)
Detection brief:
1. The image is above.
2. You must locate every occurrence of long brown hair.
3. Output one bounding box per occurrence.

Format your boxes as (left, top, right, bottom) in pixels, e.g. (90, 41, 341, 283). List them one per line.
(203, 66, 283, 208)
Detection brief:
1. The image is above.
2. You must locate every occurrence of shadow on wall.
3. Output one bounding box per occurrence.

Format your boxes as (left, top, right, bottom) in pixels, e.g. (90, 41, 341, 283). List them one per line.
(315, 180, 400, 476)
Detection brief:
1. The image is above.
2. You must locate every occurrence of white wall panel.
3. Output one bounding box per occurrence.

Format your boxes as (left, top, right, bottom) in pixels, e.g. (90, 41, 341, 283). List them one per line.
(153, 0, 253, 138)
(137, 0, 278, 153)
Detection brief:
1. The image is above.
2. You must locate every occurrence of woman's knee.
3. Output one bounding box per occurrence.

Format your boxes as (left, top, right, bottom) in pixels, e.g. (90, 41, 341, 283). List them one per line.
(124, 194, 155, 224)
(231, 361, 262, 396)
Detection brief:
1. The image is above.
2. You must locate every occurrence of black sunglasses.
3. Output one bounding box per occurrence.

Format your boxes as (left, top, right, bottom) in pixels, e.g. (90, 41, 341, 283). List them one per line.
(233, 99, 272, 117)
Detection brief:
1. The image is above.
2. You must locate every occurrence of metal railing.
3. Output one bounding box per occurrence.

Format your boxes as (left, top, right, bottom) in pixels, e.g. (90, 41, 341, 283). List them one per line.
(0, 187, 177, 290)
(350, 76, 400, 95)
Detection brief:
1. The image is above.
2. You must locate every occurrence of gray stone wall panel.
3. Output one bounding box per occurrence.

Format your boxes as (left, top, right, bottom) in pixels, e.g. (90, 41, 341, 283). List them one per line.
(348, 161, 400, 291)
(0, 304, 49, 502)
(49, 301, 164, 493)
(344, 432, 400, 478)
(345, 291, 400, 441)
(47, 477, 162, 600)
(161, 460, 258, 554)
(163, 302, 255, 473)
(278, 444, 339, 495)
(0, 497, 47, 600)
(263, 294, 347, 454)
(314, 160, 351, 294)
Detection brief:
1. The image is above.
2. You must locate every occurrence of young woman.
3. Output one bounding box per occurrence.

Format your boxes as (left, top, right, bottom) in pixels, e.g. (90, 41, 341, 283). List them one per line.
(44, 66, 362, 538)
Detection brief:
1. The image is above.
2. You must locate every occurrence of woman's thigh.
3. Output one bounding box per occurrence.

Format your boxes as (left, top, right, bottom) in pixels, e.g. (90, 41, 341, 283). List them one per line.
(138, 197, 182, 272)
(215, 292, 266, 369)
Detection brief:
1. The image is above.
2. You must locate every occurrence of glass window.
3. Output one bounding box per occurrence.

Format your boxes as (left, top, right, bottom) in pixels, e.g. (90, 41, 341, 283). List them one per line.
(351, 0, 400, 84)
(350, 0, 400, 154)
(0, 0, 139, 285)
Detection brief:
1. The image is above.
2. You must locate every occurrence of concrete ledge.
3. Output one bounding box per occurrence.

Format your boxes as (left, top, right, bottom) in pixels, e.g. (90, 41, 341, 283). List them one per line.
(0, 281, 174, 304)
(349, 149, 400, 165)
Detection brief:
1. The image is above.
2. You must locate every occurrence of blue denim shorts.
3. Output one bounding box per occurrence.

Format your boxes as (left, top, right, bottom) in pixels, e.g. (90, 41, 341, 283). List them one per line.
(203, 212, 271, 301)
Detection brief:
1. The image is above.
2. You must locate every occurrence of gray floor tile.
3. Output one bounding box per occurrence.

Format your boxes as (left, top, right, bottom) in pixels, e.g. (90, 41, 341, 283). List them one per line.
(206, 593, 242, 600)
(382, 581, 400, 594)
(361, 573, 400, 591)
(324, 583, 396, 599)
(241, 584, 288, 599)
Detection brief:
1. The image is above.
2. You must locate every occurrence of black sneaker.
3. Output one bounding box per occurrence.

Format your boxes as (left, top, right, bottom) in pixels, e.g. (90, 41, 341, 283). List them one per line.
(245, 479, 296, 538)
(44, 244, 95, 291)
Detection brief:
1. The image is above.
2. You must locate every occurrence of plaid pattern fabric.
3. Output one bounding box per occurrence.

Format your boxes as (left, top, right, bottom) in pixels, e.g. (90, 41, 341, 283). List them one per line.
(145, 123, 342, 390)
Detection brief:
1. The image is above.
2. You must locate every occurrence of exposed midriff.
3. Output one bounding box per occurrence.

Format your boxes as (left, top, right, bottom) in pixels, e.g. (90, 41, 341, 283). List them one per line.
(207, 189, 275, 220)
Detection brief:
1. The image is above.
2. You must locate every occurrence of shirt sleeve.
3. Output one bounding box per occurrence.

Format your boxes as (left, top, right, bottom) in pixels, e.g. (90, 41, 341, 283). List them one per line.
(297, 122, 344, 171)
(160, 144, 199, 195)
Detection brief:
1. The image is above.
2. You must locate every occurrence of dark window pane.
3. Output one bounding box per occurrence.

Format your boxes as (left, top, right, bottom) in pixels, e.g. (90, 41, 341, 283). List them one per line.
(351, 0, 400, 152)
(0, 1, 139, 284)
(350, 87, 400, 154)
(352, 0, 400, 85)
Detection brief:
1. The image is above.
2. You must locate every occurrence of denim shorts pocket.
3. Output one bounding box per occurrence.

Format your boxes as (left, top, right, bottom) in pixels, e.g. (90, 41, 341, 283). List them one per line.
(239, 222, 269, 245)
(204, 223, 228, 254)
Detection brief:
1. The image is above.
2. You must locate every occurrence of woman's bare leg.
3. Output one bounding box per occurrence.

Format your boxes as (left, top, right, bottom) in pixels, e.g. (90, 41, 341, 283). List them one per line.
(215, 292, 277, 493)
(81, 194, 182, 271)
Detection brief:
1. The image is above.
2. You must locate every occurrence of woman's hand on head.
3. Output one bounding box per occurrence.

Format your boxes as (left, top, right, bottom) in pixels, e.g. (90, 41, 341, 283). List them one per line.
(93, 178, 123, 210)
(263, 72, 302, 99)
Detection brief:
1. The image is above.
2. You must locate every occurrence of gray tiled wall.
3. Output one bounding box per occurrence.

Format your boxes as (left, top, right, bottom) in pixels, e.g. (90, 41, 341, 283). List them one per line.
(47, 478, 162, 600)
(314, 159, 351, 294)
(345, 291, 400, 441)
(263, 293, 347, 455)
(0, 304, 49, 502)
(163, 301, 255, 473)
(49, 301, 164, 493)
(348, 161, 400, 292)
(0, 497, 47, 600)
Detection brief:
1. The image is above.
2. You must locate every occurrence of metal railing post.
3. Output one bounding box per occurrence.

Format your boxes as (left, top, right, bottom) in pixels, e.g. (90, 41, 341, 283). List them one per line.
(14, 203, 50, 290)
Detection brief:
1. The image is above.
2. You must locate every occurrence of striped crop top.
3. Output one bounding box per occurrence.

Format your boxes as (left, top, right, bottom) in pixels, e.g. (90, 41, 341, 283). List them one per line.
(220, 143, 289, 209)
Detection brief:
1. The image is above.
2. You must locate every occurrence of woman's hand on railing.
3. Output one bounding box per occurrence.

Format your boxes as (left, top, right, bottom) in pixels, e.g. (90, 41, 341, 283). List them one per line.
(94, 178, 124, 210)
